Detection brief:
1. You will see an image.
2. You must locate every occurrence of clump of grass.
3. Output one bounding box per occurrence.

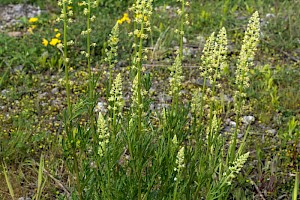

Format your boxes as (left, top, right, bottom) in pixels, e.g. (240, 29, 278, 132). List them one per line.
(53, 1, 261, 199)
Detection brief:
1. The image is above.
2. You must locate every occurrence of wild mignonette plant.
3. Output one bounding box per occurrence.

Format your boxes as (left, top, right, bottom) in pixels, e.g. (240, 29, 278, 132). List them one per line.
(56, 0, 261, 198)
(229, 11, 260, 163)
(104, 23, 120, 98)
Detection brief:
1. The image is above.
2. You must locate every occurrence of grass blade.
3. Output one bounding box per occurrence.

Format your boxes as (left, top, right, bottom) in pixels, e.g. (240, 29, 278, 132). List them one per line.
(2, 162, 15, 200)
(293, 172, 299, 200)
(36, 154, 45, 200)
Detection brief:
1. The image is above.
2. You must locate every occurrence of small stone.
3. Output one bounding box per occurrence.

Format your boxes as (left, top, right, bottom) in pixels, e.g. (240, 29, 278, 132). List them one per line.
(193, 78, 211, 87)
(266, 13, 275, 19)
(266, 129, 276, 135)
(223, 94, 233, 102)
(13, 65, 24, 72)
(242, 116, 255, 125)
(183, 48, 190, 57)
(229, 121, 236, 127)
(7, 31, 23, 37)
(51, 88, 59, 94)
(150, 103, 155, 111)
(18, 197, 31, 200)
(222, 125, 233, 133)
(95, 101, 107, 113)
(38, 92, 48, 99)
(1, 89, 9, 96)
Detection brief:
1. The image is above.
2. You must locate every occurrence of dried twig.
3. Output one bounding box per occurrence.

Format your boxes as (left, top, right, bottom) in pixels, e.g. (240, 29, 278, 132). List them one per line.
(280, 50, 299, 62)
(42, 168, 71, 199)
(249, 178, 266, 200)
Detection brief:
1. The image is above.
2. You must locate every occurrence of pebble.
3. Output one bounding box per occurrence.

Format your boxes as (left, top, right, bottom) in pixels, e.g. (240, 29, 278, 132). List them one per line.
(225, 118, 236, 127)
(242, 115, 255, 125)
(95, 101, 107, 113)
(18, 198, 31, 200)
(229, 121, 237, 127)
(51, 87, 59, 95)
(223, 94, 233, 103)
(1, 89, 9, 96)
(266, 129, 277, 135)
(266, 13, 275, 19)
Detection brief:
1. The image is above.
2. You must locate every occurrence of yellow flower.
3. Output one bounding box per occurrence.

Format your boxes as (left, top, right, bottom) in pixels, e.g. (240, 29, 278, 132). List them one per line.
(54, 28, 59, 32)
(31, 25, 37, 29)
(49, 38, 61, 46)
(117, 13, 131, 24)
(55, 33, 61, 38)
(29, 17, 38, 23)
(42, 38, 49, 46)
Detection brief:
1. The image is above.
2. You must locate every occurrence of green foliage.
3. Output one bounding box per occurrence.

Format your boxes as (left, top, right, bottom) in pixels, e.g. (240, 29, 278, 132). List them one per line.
(0, 0, 299, 199)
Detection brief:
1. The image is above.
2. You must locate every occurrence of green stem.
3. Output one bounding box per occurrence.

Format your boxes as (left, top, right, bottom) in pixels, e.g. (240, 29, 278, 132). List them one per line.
(173, 174, 180, 200)
(137, 21, 144, 135)
(86, 0, 96, 143)
(73, 152, 83, 200)
(87, 0, 92, 95)
(63, 2, 71, 119)
(179, 0, 185, 60)
(106, 150, 111, 200)
(229, 101, 240, 163)
(138, 176, 142, 200)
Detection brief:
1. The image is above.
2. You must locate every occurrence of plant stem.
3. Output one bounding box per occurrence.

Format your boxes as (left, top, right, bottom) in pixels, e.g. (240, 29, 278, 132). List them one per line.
(179, 0, 185, 60)
(63, 2, 71, 119)
(73, 152, 83, 200)
(137, 21, 144, 135)
(87, 0, 92, 99)
(173, 175, 180, 200)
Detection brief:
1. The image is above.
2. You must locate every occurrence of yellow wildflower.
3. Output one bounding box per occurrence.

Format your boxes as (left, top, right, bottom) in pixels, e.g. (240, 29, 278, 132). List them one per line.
(54, 28, 59, 32)
(29, 17, 38, 23)
(42, 38, 49, 46)
(117, 13, 131, 24)
(49, 38, 61, 46)
(55, 33, 61, 38)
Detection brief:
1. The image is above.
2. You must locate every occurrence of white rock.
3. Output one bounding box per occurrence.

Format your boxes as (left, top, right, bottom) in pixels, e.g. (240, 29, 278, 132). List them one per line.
(95, 101, 107, 113)
(242, 116, 255, 125)
(229, 121, 236, 127)
(18, 197, 31, 200)
(51, 87, 59, 94)
(266, 129, 276, 135)
(266, 13, 275, 18)
(1, 89, 9, 96)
